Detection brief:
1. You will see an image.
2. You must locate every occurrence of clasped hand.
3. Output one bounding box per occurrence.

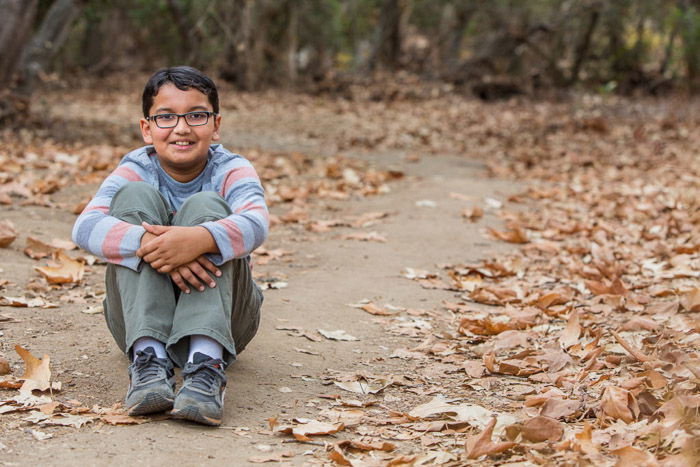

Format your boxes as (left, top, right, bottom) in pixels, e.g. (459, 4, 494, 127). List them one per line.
(136, 222, 221, 294)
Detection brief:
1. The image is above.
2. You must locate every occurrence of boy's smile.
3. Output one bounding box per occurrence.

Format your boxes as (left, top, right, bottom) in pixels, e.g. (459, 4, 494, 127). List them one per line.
(140, 84, 221, 182)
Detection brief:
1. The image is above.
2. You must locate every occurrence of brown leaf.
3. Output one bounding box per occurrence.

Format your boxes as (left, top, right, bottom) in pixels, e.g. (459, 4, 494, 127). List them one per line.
(360, 303, 397, 316)
(0, 375, 22, 389)
(24, 237, 58, 259)
(100, 413, 149, 425)
(0, 356, 10, 375)
(559, 311, 581, 349)
(336, 439, 396, 452)
(600, 386, 639, 423)
(249, 452, 295, 464)
(612, 446, 659, 466)
(0, 296, 57, 308)
(488, 225, 528, 244)
(276, 419, 345, 441)
(0, 220, 17, 248)
(340, 231, 387, 243)
(15, 345, 52, 395)
(72, 197, 91, 215)
(328, 446, 351, 466)
(522, 416, 563, 442)
(465, 417, 517, 459)
(539, 398, 580, 419)
(679, 287, 700, 312)
(463, 206, 483, 222)
(34, 250, 85, 284)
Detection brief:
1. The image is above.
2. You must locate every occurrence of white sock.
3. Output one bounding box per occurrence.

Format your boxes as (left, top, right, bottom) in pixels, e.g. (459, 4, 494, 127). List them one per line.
(132, 337, 167, 360)
(188, 335, 224, 362)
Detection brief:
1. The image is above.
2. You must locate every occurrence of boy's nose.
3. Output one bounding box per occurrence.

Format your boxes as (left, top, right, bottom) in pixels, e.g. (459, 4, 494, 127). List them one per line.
(174, 116, 191, 133)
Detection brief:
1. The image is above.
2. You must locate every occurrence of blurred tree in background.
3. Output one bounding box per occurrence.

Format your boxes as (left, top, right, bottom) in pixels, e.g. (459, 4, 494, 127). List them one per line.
(2, 0, 700, 121)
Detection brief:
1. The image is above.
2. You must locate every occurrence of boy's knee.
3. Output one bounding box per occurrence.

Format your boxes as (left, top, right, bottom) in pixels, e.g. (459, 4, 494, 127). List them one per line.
(110, 182, 169, 222)
(113, 182, 160, 206)
(177, 192, 230, 223)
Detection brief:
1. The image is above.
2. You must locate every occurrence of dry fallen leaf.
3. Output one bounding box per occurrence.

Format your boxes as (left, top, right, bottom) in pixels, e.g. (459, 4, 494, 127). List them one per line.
(559, 311, 581, 349)
(679, 287, 700, 312)
(336, 439, 396, 452)
(600, 386, 639, 423)
(359, 303, 397, 316)
(612, 445, 660, 466)
(0, 220, 17, 248)
(465, 416, 517, 459)
(100, 413, 149, 425)
(24, 237, 58, 259)
(334, 378, 389, 395)
(0, 296, 58, 308)
(340, 231, 387, 243)
(463, 206, 484, 222)
(521, 416, 563, 442)
(15, 345, 52, 395)
(276, 419, 345, 442)
(488, 225, 528, 244)
(318, 329, 359, 341)
(34, 250, 85, 284)
(0, 356, 10, 375)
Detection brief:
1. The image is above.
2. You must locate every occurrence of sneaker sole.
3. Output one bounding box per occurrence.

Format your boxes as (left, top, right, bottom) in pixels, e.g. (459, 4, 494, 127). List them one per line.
(127, 392, 174, 416)
(170, 406, 221, 426)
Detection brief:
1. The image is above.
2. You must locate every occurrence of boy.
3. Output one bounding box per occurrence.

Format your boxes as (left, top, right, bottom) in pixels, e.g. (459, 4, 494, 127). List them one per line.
(72, 66, 268, 426)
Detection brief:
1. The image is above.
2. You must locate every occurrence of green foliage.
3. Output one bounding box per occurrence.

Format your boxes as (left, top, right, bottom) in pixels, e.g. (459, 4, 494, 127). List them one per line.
(41, 0, 700, 91)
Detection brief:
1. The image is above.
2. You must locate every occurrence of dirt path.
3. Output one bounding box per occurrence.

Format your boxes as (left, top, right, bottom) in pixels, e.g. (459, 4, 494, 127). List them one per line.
(0, 105, 520, 464)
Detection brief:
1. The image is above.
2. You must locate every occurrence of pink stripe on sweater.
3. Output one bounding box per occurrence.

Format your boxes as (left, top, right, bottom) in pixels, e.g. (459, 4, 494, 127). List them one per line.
(113, 166, 143, 182)
(221, 166, 259, 196)
(218, 219, 245, 256)
(234, 201, 269, 220)
(103, 222, 132, 262)
(85, 205, 109, 214)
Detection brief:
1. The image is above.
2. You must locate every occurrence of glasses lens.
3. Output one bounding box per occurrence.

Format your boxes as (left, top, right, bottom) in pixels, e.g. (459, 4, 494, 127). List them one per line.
(154, 114, 178, 128)
(185, 112, 209, 126)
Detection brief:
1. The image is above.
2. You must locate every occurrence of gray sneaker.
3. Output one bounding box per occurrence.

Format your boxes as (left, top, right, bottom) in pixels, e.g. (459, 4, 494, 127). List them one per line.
(171, 352, 226, 426)
(125, 347, 175, 416)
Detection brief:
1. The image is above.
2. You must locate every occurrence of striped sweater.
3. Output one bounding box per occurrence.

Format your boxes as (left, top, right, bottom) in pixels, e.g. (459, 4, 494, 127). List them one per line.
(72, 144, 269, 271)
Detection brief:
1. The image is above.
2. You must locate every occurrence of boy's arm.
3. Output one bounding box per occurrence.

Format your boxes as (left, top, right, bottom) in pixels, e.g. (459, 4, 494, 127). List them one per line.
(71, 163, 148, 271)
(199, 162, 269, 264)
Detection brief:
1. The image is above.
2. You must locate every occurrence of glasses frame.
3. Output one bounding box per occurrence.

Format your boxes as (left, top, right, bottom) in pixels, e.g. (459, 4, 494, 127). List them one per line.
(146, 111, 218, 129)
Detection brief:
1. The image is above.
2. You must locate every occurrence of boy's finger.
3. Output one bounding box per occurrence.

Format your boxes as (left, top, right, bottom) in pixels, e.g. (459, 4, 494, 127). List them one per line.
(142, 222, 166, 234)
(170, 271, 190, 294)
(190, 262, 216, 288)
(180, 266, 205, 292)
(197, 257, 222, 277)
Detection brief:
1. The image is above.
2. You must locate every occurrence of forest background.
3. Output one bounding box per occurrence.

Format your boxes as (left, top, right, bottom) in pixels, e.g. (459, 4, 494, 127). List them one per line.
(3, 0, 700, 113)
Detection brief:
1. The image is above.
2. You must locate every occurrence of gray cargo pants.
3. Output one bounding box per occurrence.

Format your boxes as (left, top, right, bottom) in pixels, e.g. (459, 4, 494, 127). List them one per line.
(103, 182, 262, 368)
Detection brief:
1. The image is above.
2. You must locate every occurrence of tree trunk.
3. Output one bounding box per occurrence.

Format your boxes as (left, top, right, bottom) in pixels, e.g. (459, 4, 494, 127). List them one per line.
(285, 0, 299, 86)
(16, 0, 82, 97)
(0, 0, 39, 88)
(368, 0, 410, 71)
(567, 5, 600, 85)
(438, 1, 478, 76)
(221, 0, 263, 90)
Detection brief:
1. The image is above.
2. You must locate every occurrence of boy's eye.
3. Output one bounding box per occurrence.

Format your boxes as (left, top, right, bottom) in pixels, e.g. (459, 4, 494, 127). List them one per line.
(188, 112, 207, 121)
(156, 114, 177, 123)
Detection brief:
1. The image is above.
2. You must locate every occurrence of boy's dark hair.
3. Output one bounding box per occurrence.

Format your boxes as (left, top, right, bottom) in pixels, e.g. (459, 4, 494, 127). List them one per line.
(142, 66, 219, 117)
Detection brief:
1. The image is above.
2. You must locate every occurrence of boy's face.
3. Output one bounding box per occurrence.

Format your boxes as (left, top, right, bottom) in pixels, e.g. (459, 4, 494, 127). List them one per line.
(140, 84, 221, 182)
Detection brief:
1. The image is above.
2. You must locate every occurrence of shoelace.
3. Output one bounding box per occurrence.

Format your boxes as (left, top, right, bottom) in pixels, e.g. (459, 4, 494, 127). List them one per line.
(182, 360, 226, 392)
(132, 351, 167, 383)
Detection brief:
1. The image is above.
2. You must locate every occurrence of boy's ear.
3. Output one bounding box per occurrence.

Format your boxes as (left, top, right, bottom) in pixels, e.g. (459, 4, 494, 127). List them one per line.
(140, 118, 154, 144)
(211, 114, 222, 141)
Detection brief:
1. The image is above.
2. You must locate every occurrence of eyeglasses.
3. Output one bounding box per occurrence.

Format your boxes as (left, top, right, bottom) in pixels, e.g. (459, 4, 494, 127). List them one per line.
(146, 111, 217, 128)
